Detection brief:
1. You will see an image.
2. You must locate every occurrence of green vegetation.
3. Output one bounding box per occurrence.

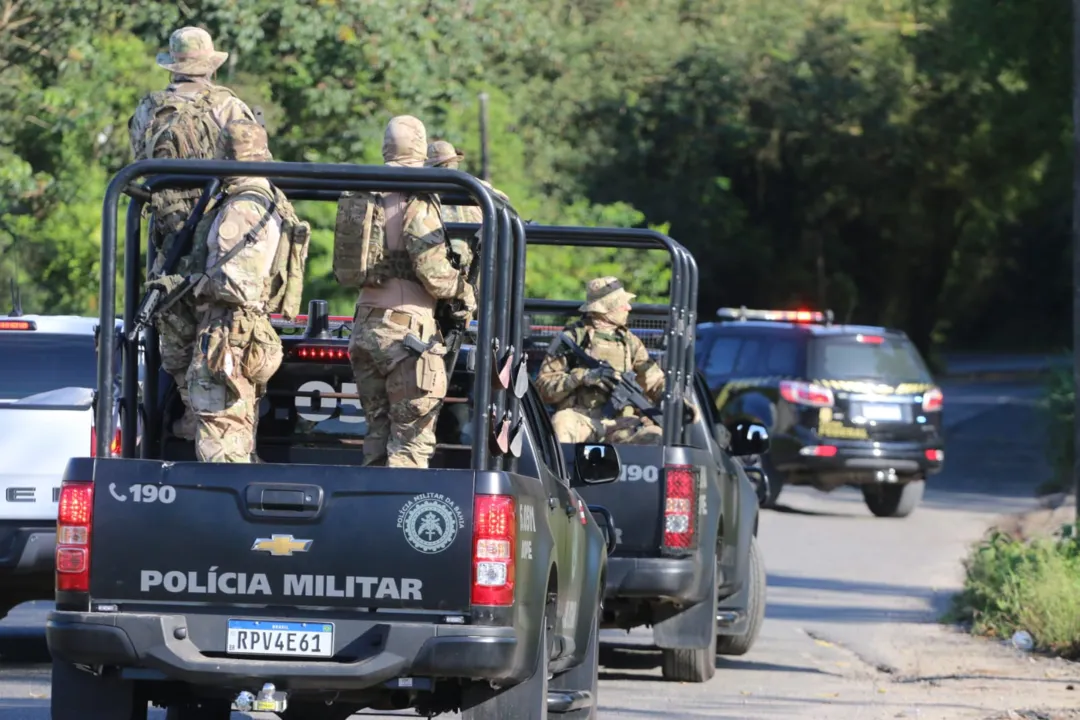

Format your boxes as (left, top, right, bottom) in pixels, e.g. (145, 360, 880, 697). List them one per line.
(0, 0, 1070, 350)
(1041, 366, 1074, 496)
(948, 524, 1080, 659)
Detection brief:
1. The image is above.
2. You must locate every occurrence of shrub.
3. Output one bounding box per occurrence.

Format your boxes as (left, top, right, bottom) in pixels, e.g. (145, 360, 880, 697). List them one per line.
(948, 523, 1080, 659)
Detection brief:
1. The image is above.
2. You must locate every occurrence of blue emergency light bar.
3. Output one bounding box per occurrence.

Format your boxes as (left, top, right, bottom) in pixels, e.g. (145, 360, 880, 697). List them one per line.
(717, 306, 834, 325)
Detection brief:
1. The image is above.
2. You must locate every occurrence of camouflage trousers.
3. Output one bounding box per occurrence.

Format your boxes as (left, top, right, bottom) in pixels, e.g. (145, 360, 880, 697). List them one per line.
(349, 306, 448, 468)
(551, 407, 662, 445)
(186, 306, 282, 462)
(150, 240, 198, 439)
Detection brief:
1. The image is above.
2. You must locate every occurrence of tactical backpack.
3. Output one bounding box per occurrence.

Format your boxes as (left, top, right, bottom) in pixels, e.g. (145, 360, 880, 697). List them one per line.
(188, 182, 311, 320)
(333, 190, 388, 289)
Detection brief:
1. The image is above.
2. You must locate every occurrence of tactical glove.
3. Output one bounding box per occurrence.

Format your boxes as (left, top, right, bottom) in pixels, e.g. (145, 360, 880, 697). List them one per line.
(582, 367, 611, 388)
(450, 238, 473, 270)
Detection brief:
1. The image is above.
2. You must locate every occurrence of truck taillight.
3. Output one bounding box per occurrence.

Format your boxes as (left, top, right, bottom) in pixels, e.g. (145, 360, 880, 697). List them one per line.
(56, 482, 93, 593)
(922, 387, 943, 413)
(472, 495, 516, 606)
(90, 427, 121, 457)
(662, 464, 699, 555)
(780, 380, 834, 408)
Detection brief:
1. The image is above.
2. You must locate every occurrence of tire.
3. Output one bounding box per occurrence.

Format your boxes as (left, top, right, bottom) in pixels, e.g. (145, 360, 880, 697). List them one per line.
(549, 600, 600, 719)
(759, 455, 784, 508)
(717, 535, 766, 656)
(164, 701, 231, 720)
(660, 577, 717, 683)
(51, 660, 141, 720)
(862, 479, 924, 518)
(462, 621, 550, 720)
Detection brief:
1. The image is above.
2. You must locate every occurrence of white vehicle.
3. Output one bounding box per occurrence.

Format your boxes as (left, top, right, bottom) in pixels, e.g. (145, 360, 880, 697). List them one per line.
(0, 313, 129, 618)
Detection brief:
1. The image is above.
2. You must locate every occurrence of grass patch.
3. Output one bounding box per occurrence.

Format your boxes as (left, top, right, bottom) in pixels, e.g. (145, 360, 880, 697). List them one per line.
(947, 522, 1080, 659)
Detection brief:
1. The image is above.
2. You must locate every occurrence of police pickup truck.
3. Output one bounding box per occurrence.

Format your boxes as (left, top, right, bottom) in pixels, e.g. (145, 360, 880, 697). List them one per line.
(515, 226, 768, 683)
(48, 161, 615, 720)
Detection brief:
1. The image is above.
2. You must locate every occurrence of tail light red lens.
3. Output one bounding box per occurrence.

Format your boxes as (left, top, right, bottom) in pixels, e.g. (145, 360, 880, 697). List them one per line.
(662, 464, 698, 554)
(922, 388, 943, 413)
(925, 449, 944, 462)
(56, 482, 93, 593)
(290, 345, 350, 363)
(780, 380, 835, 408)
(472, 495, 516, 606)
(90, 427, 122, 457)
(800, 445, 839, 457)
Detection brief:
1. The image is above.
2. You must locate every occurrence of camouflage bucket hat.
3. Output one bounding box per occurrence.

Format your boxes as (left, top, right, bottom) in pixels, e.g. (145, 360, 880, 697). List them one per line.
(156, 27, 228, 76)
(383, 115, 428, 168)
(215, 120, 272, 162)
(579, 276, 636, 314)
(425, 140, 465, 167)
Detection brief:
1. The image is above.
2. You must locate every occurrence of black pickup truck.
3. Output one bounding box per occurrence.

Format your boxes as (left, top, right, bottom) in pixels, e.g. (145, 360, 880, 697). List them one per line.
(48, 161, 616, 720)
(504, 225, 769, 683)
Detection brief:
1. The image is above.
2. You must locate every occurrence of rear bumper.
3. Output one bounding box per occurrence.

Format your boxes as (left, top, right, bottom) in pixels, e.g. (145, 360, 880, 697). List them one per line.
(46, 610, 524, 691)
(782, 437, 944, 480)
(604, 555, 711, 605)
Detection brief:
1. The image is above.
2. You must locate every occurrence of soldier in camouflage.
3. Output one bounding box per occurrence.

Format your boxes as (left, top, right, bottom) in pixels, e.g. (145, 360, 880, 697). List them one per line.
(183, 120, 284, 462)
(536, 277, 667, 445)
(425, 140, 511, 223)
(128, 26, 259, 441)
(348, 117, 477, 468)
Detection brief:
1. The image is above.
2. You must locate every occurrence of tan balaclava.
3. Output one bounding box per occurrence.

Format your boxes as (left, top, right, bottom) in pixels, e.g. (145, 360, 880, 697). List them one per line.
(383, 115, 428, 167)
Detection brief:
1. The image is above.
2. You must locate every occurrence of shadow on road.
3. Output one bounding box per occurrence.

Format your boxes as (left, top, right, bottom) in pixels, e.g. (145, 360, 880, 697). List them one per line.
(766, 574, 938, 601)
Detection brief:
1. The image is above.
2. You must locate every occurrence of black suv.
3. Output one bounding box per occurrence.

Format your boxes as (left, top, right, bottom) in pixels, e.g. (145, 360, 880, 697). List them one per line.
(695, 308, 944, 518)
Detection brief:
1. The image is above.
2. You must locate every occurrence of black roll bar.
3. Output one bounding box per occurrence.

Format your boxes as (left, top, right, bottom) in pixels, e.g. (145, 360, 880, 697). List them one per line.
(101, 159, 501, 472)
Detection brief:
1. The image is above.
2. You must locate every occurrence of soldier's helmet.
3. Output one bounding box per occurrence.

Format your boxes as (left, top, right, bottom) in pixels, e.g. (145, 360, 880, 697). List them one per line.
(579, 276, 637, 314)
(382, 115, 428, 168)
(425, 140, 466, 168)
(215, 120, 272, 162)
(156, 27, 229, 77)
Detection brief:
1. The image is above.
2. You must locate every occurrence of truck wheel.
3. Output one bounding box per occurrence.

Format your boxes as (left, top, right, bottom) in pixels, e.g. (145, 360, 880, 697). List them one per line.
(549, 600, 600, 719)
(717, 535, 766, 656)
(51, 660, 142, 720)
(164, 701, 231, 720)
(760, 456, 784, 508)
(660, 581, 717, 683)
(862, 479, 924, 518)
(461, 621, 550, 720)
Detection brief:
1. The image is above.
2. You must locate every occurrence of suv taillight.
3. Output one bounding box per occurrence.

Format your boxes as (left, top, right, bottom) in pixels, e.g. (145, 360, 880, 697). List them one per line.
(922, 387, 943, 413)
(56, 482, 93, 593)
(662, 464, 699, 555)
(780, 380, 835, 408)
(472, 495, 516, 606)
(90, 427, 122, 457)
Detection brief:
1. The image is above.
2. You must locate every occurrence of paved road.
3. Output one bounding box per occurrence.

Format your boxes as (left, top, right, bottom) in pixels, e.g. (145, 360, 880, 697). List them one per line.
(3, 379, 1079, 719)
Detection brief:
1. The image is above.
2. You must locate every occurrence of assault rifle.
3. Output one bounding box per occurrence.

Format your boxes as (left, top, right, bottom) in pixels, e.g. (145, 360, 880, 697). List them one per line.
(553, 331, 664, 428)
(435, 226, 482, 375)
(126, 178, 222, 343)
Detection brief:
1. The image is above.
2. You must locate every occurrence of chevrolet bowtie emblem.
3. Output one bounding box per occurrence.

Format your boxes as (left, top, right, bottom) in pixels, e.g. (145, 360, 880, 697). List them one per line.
(251, 535, 312, 557)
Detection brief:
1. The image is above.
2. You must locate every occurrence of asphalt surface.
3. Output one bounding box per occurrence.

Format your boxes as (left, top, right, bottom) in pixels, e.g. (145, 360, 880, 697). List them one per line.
(2, 378, 1077, 719)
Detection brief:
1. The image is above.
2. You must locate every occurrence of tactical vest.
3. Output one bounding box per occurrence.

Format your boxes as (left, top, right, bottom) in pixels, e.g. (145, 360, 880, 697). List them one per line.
(189, 181, 310, 319)
(563, 321, 636, 413)
(332, 191, 420, 289)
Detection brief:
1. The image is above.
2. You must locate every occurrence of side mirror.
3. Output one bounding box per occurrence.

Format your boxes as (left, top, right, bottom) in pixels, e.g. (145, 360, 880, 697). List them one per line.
(587, 504, 619, 555)
(573, 442, 621, 485)
(727, 421, 770, 456)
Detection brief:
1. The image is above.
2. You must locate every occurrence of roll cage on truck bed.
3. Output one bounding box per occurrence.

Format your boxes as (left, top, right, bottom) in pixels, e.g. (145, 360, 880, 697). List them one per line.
(48, 159, 620, 720)
(496, 225, 771, 682)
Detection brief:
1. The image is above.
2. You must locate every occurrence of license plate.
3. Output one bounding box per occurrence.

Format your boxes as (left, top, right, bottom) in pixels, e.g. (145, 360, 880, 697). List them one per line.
(861, 403, 903, 421)
(226, 619, 333, 657)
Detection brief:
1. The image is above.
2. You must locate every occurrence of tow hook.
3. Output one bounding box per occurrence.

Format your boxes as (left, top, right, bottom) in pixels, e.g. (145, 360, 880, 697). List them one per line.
(234, 683, 289, 713)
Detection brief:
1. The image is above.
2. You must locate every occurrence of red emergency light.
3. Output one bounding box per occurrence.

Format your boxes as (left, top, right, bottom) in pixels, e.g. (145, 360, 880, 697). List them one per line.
(0, 319, 36, 331)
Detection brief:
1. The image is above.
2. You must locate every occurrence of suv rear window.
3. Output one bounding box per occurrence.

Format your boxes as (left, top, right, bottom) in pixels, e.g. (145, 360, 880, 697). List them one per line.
(809, 334, 932, 383)
(0, 333, 99, 400)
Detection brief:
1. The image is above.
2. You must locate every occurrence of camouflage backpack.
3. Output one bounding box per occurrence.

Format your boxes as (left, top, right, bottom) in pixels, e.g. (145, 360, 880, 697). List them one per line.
(333, 191, 388, 289)
(188, 182, 311, 319)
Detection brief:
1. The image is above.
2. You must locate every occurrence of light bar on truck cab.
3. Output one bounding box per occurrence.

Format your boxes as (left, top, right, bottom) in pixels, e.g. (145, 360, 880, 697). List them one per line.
(717, 307, 834, 325)
(0, 319, 36, 331)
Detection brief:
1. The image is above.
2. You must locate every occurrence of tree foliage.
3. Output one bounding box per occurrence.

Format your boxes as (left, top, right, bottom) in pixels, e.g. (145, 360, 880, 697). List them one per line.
(0, 0, 1068, 351)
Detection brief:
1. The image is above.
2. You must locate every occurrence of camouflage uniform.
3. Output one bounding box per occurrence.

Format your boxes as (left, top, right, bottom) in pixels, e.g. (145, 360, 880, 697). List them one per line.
(425, 140, 510, 223)
(536, 277, 666, 445)
(348, 117, 476, 468)
(185, 121, 284, 462)
(128, 27, 258, 441)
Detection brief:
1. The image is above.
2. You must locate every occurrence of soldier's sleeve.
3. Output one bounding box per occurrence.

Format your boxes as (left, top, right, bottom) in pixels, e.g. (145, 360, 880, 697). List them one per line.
(197, 198, 280, 307)
(404, 195, 470, 300)
(534, 328, 584, 405)
(212, 95, 258, 130)
(127, 99, 151, 160)
(630, 333, 665, 402)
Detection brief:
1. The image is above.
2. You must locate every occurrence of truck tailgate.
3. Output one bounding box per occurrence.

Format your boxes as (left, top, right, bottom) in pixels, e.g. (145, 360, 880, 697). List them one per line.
(87, 459, 476, 613)
(570, 445, 666, 554)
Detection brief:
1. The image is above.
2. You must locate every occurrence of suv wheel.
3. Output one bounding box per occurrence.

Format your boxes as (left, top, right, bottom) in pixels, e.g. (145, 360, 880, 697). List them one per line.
(862, 479, 924, 518)
(462, 613, 552, 719)
(549, 597, 600, 719)
(717, 535, 766, 656)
